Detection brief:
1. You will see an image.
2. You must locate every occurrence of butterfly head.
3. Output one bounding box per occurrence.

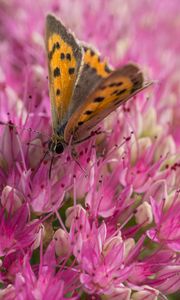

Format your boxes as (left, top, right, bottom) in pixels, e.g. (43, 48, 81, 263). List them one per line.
(48, 135, 66, 154)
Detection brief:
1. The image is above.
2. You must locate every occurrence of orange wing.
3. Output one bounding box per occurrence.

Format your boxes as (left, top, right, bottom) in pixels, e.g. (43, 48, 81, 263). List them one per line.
(45, 15, 83, 132)
(64, 64, 150, 142)
(83, 45, 112, 78)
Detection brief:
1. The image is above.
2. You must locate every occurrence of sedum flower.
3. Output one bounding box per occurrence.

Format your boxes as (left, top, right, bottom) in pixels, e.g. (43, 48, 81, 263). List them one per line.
(0, 204, 42, 257)
(70, 206, 132, 294)
(147, 194, 180, 251)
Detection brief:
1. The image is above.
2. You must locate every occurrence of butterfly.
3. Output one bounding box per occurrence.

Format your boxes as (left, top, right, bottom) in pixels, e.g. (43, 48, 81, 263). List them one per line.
(46, 14, 150, 155)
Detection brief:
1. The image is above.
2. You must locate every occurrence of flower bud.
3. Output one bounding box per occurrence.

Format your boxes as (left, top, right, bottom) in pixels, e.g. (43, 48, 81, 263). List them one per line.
(53, 228, 70, 257)
(32, 223, 45, 250)
(103, 232, 122, 255)
(135, 202, 153, 226)
(28, 138, 43, 168)
(65, 204, 84, 228)
(124, 238, 135, 258)
(1, 185, 23, 213)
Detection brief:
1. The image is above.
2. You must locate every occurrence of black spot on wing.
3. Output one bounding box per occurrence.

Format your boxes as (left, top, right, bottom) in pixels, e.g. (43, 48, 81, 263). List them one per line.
(84, 110, 93, 115)
(66, 53, 71, 60)
(111, 88, 127, 96)
(83, 46, 88, 52)
(100, 82, 124, 90)
(78, 121, 84, 126)
(54, 67, 61, 77)
(115, 89, 127, 96)
(60, 53, 65, 60)
(90, 49, 95, 56)
(111, 89, 119, 95)
(48, 42, 60, 60)
(109, 82, 123, 87)
(116, 82, 123, 86)
(68, 68, 75, 75)
(55, 42, 60, 49)
(100, 86, 107, 90)
(94, 96, 105, 103)
(56, 89, 61, 95)
(109, 83, 116, 87)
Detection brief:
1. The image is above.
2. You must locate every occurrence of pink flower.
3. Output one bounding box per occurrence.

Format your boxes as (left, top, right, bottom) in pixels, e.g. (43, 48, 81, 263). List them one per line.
(1, 246, 78, 300)
(0, 204, 42, 257)
(147, 194, 180, 251)
(70, 206, 132, 294)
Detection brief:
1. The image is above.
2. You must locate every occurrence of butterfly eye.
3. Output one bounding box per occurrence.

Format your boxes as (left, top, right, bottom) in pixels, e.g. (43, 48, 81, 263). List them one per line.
(48, 140, 64, 154)
(55, 142, 64, 154)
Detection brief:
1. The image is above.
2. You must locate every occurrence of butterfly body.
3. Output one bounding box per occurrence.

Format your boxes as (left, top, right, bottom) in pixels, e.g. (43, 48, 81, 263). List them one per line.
(46, 14, 150, 154)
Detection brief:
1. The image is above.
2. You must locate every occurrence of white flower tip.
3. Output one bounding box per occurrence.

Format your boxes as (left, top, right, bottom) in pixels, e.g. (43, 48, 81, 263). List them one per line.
(65, 204, 84, 228)
(1, 185, 23, 213)
(124, 238, 135, 258)
(32, 223, 45, 250)
(28, 138, 44, 168)
(53, 228, 70, 257)
(103, 232, 122, 255)
(135, 202, 153, 226)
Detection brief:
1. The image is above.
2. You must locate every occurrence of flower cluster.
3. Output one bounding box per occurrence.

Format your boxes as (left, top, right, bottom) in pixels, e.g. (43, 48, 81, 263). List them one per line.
(0, 0, 179, 299)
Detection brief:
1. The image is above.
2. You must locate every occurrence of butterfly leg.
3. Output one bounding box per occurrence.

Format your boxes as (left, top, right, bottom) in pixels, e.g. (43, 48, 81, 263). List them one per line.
(71, 147, 78, 159)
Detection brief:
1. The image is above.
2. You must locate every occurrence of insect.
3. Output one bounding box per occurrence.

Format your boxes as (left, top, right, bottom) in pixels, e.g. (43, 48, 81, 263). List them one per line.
(46, 14, 150, 155)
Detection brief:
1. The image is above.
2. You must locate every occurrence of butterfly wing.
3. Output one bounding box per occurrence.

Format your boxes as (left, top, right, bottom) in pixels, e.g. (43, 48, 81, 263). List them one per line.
(45, 14, 83, 133)
(64, 64, 149, 142)
(68, 45, 113, 119)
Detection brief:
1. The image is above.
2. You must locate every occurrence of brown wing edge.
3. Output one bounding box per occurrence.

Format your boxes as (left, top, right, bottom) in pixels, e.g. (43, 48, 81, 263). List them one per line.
(46, 14, 82, 61)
